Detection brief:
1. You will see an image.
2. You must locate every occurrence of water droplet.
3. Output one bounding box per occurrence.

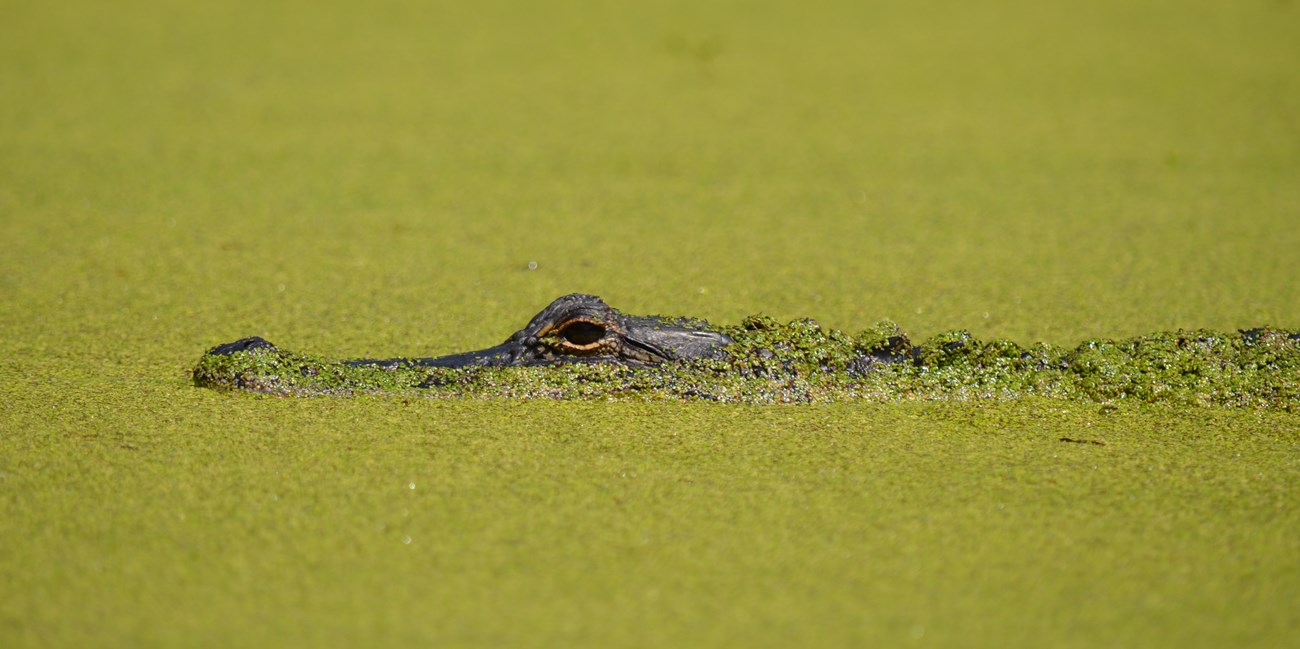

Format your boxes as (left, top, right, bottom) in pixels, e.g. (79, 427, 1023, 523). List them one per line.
(277, 284, 286, 292)
(408, 482, 415, 490)
(527, 261, 538, 270)
(402, 535, 412, 544)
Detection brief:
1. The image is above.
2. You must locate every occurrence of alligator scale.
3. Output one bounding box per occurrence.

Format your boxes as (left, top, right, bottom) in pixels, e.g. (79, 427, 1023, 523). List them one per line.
(195, 294, 1300, 407)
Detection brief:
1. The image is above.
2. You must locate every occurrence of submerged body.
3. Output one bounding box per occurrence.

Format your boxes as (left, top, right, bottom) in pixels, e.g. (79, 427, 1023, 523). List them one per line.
(196, 294, 1300, 407)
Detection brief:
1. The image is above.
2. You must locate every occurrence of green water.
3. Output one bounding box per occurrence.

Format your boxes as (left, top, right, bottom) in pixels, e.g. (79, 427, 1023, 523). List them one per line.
(3, 1, 1298, 646)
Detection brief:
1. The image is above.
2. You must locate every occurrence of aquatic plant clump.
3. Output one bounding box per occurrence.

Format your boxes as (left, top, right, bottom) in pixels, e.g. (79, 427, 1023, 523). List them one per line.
(192, 317, 1300, 408)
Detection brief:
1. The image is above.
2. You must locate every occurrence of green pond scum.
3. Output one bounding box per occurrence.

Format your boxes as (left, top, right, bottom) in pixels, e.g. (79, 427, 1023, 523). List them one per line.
(194, 317, 1300, 409)
(6, 0, 1300, 647)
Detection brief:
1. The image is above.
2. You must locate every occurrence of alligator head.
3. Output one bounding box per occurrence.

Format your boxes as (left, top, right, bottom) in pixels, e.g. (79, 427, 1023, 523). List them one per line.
(207, 294, 733, 369)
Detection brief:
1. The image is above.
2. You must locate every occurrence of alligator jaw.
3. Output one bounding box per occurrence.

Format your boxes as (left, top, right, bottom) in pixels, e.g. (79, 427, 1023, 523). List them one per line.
(344, 342, 527, 369)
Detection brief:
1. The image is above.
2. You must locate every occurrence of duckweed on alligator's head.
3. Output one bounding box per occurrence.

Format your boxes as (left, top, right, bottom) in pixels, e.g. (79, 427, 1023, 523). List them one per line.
(192, 318, 1300, 408)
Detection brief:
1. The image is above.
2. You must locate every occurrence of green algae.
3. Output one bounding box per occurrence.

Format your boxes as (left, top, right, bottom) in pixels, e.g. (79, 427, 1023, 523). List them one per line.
(5, 389, 1300, 649)
(194, 318, 1300, 408)
(6, 0, 1300, 647)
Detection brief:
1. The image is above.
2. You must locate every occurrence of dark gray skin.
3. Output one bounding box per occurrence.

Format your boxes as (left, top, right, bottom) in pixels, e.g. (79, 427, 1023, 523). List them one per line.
(206, 294, 734, 369)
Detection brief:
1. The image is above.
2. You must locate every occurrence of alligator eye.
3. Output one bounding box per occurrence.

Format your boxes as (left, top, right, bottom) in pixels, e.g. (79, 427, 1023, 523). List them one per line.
(558, 321, 606, 347)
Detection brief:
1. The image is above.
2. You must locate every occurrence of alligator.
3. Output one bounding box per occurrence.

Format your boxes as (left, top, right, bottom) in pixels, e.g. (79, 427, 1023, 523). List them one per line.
(194, 293, 1300, 407)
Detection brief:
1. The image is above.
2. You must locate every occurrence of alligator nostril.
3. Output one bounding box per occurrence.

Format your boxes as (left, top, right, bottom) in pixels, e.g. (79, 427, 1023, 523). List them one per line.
(558, 321, 606, 347)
